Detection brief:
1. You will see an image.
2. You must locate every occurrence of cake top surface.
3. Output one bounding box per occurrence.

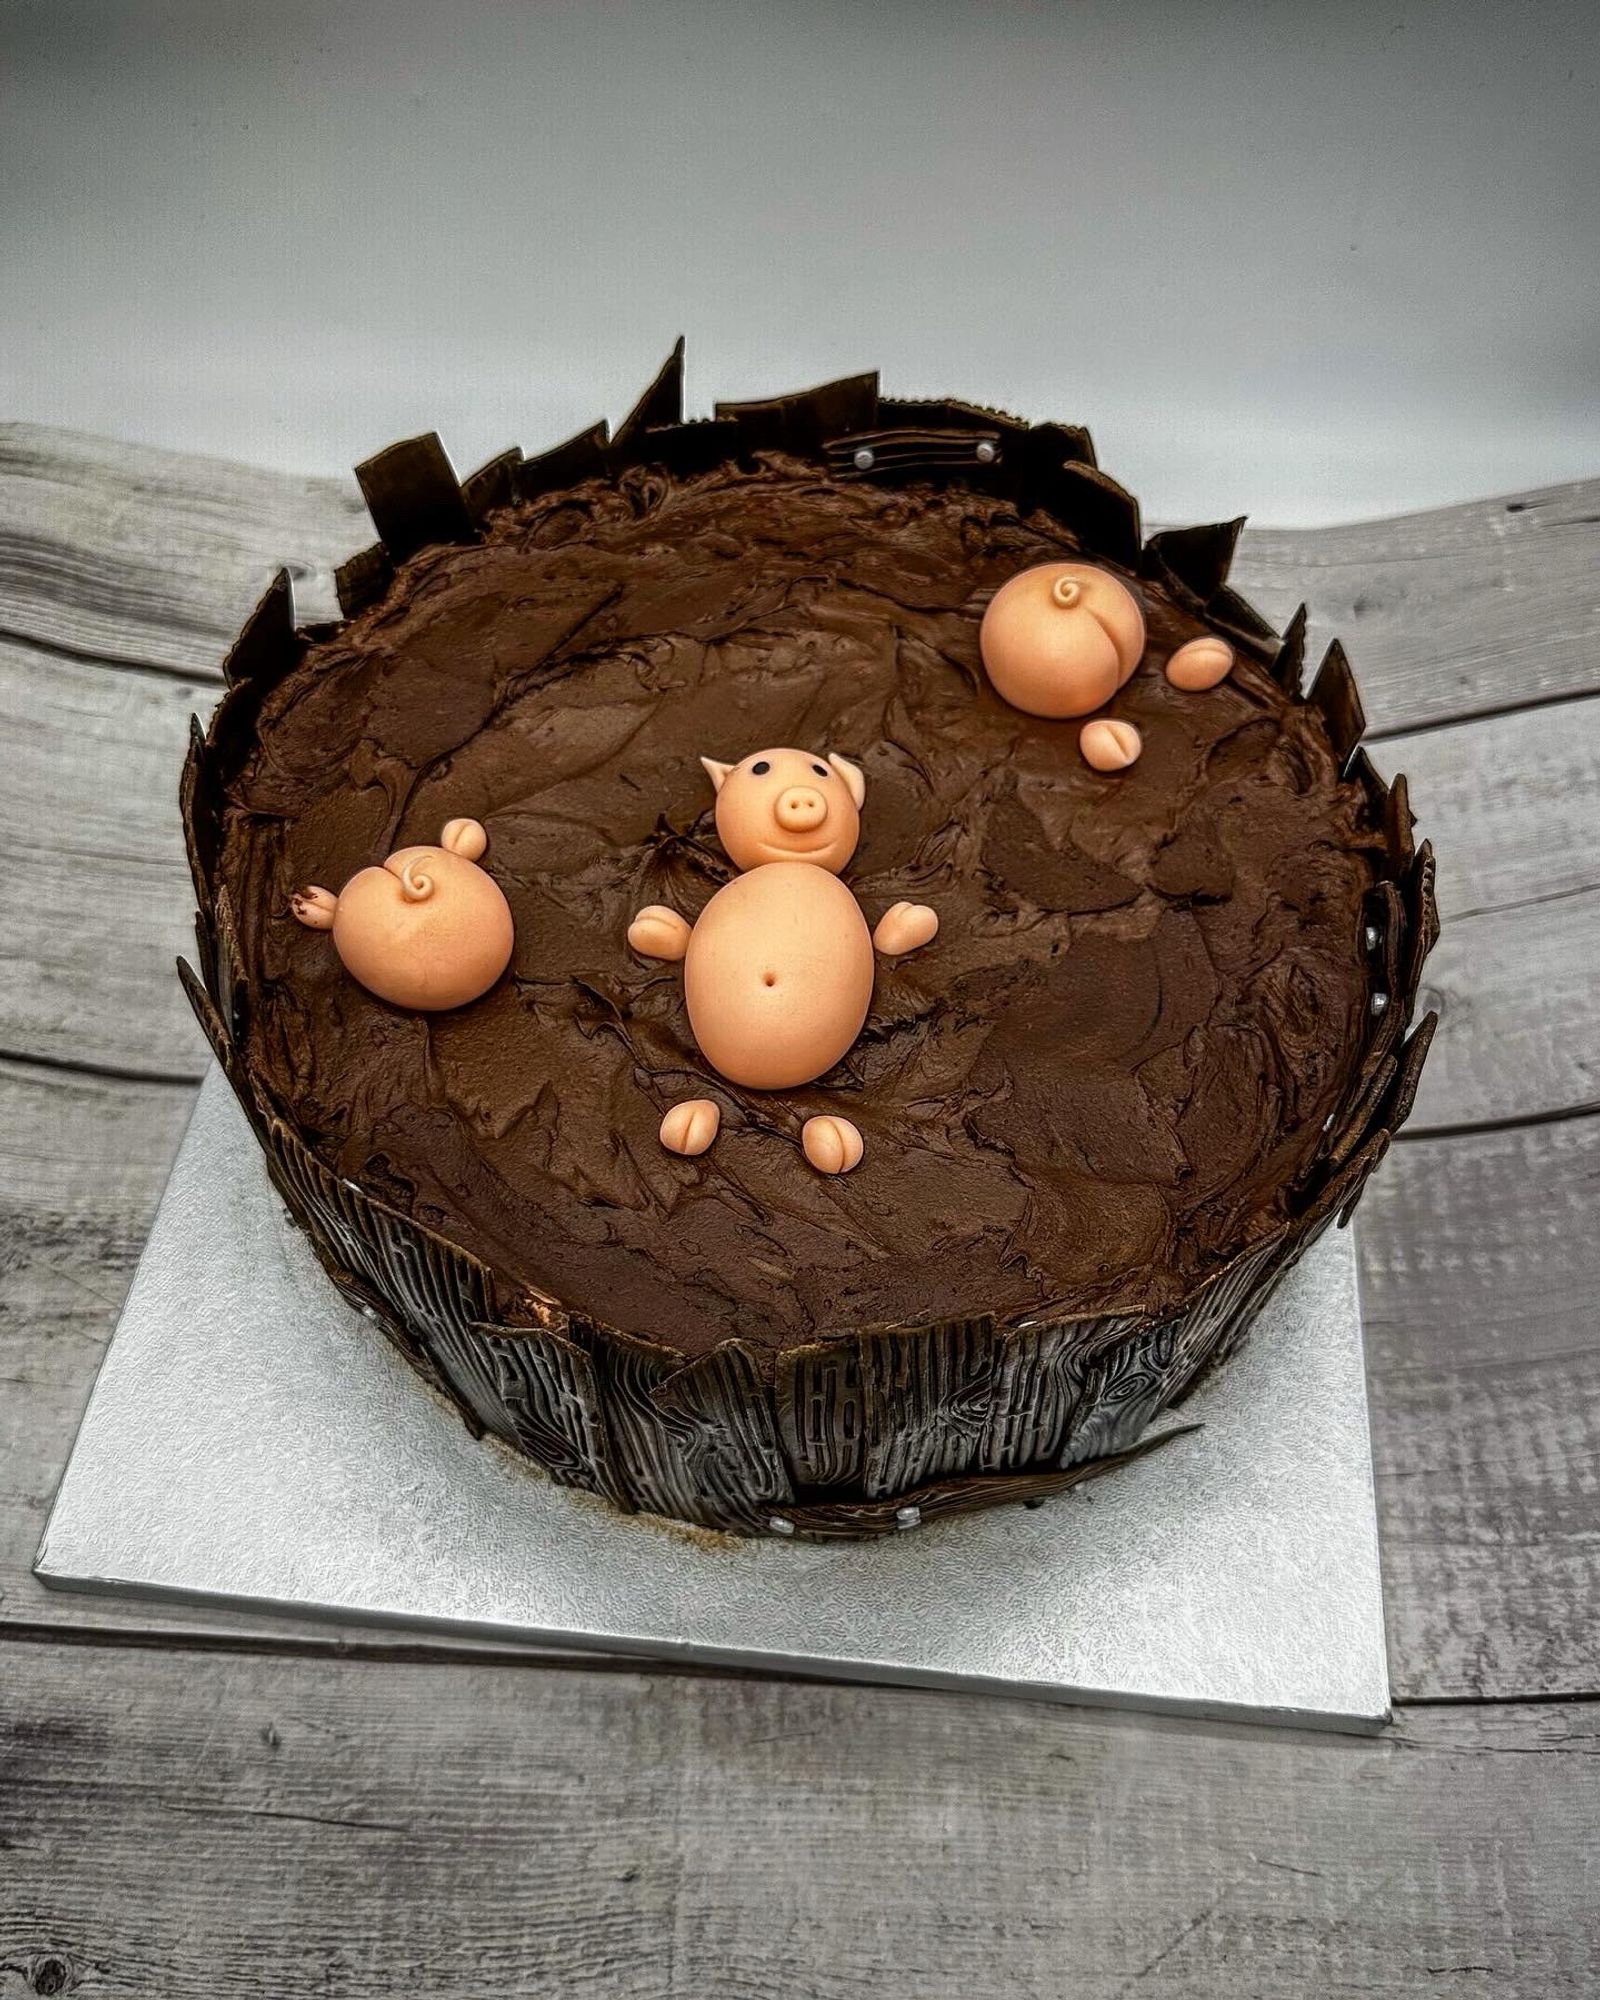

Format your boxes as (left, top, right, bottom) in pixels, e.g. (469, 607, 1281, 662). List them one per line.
(223, 450, 1378, 1364)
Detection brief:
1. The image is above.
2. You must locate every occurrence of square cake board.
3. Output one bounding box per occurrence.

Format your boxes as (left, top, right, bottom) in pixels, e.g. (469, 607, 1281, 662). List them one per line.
(36, 1068, 1391, 1732)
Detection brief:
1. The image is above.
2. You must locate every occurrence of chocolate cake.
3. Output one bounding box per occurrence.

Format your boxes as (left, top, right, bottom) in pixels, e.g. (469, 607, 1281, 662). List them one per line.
(181, 349, 1438, 1538)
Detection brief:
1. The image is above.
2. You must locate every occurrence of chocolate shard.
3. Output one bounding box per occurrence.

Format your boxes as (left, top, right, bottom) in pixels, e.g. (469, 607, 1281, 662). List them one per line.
(1029, 461, 1142, 569)
(1303, 1129, 1390, 1233)
(1203, 583, 1281, 657)
(648, 1340, 797, 1530)
(878, 396, 1033, 437)
(613, 336, 685, 444)
(778, 1426, 1196, 1540)
(180, 714, 221, 918)
(1384, 771, 1417, 875)
(1308, 639, 1367, 768)
(1272, 603, 1310, 696)
(1401, 841, 1440, 1006)
(221, 568, 301, 690)
(264, 1110, 499, 1389)
(775, 1335, 869, 1491)
(856, 1315, 1000, 1498)
(1336, 1132, 1391, 1228)
(1344, 747, 1390, 832)
(1325, 1051, 1396, 1171)
(1142, 518, 1245, 607)
(825, 426, 1009, 483)
(211, 882, 248, 1047)
(716, 371, 879, 455)
(1365, 879, 1403, 1009)
(334, 542, 395, 619)
(460, 446, 524, 526)
(177, 955, 233, 1069)
(432, 1313, 625, 1504)
(585, 1323, 794, 1528)
(1379, 1011, 1438, 1137)
(515, 418, 611, 501)
(1019, 418, 1097, 472)
(619, 417, 743, 478)
(355, 432, 474, 562)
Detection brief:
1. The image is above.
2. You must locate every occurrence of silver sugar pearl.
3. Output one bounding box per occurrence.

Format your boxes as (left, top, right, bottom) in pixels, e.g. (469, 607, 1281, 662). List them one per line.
(1364, 924, 1380, 950)
(895, 1504, 922, 1530)
(853, 446, 875, 471)
(975, 440, 999, 465)
(768, 1515, 796, 1537)
(1371, 992, 1390, 1016)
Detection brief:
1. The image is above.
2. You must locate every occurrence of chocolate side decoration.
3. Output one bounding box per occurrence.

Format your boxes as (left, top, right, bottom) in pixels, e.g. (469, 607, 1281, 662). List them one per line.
(1272, 602, 1311, 695)
(1141, 517, 1245, 612)
(178, 348, 1439, 1539)
(612, 336, 685, 445)
(355, 432, 474, 562)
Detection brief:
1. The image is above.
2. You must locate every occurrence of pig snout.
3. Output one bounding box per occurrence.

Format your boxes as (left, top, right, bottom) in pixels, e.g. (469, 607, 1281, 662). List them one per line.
(774, 785, 828, 833)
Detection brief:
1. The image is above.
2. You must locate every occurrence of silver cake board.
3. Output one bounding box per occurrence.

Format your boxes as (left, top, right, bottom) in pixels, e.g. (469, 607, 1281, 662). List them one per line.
(37, 1068, 1391, 1731)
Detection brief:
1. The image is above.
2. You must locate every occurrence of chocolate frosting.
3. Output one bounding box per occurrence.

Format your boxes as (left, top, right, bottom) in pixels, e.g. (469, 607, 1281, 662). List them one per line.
(222, 454, 1378, 1368)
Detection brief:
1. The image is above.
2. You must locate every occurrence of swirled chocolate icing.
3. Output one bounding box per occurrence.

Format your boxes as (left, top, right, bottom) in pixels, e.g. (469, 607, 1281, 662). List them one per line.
(223, 455, 1378, 1367)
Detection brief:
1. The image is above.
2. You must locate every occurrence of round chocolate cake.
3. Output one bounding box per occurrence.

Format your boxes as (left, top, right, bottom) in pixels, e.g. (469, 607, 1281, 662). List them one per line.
(181, 351, 1437, 1538)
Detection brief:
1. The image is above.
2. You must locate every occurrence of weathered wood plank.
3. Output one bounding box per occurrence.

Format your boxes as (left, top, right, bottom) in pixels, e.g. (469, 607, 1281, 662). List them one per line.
(4, 421, 1598, 734)
(4, 1058, 1595, 1705)
(1230, 478, 1600, 735)
(0, 422, 360, 675)
(0, 636, 209, 1075)
(1372, 703, 1600, 1130)
(1358, 1111, 1600, 1700)
(2, 1641, 1597, 2000)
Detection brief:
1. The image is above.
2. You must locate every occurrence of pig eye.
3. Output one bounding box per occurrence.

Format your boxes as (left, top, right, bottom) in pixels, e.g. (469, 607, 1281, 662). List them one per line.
(812, 762, 829, 778)
(751, 759, 771, 776)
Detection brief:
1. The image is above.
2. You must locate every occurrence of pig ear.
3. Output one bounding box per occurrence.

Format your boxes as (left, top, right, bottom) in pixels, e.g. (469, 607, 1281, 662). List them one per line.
(828, 753, 867, 810)
(700, 756, 735, 795)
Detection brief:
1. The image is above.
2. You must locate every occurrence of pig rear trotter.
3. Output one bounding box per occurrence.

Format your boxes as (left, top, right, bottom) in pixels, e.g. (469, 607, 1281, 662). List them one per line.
(802, 1114, 865, 1175)
(291, 884, 339, 930)
(661, 1098, 720, 1156)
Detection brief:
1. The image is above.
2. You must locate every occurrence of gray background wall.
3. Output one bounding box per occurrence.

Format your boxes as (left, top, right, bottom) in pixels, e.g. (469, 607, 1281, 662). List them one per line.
(2, 0, 1595, 526)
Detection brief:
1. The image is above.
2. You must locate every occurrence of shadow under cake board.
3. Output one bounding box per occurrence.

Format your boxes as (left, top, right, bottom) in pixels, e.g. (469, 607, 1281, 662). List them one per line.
(37, 1069, 1390, 1732)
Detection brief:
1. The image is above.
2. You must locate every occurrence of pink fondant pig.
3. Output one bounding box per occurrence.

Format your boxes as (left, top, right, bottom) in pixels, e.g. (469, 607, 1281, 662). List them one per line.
(628, 748, 938, 1174)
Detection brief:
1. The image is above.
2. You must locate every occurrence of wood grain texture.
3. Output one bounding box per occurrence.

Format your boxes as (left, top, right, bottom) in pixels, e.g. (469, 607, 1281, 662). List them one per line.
(1358, 1111, 1600, 1699)
(0, 422, 359, 675)
(0, 637, 209, 1075)
(1228, 478, 1600, 734)
(3, 1641, 1598, 2000)
(1374, 703, 1600, 1130)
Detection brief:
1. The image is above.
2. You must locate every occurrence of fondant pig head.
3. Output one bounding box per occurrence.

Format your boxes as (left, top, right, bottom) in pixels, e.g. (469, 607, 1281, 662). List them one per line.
(700, 747, 865, 874)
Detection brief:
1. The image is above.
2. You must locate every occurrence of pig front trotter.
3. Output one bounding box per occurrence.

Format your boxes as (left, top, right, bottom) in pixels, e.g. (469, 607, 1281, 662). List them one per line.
(629, 905, 693, 961)
(873, 901, 939, 957)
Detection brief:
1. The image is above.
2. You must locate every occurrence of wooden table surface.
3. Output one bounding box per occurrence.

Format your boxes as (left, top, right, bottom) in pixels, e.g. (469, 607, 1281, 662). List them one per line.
(1, 423, 1597, 1997)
